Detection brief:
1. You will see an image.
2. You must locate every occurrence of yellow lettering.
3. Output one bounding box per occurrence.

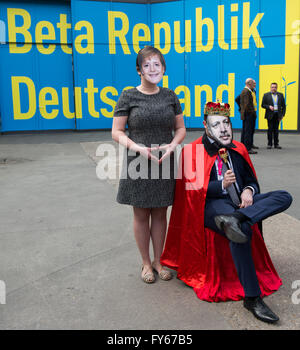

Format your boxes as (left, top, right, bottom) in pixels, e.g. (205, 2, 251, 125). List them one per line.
(196, 8, 214, 52)
(218, 5, 229, 50)
(39, 87, 59, 119)
(132, 23, 151, 53)
(57, 14, 72, 54)
(7, 8, 32, 53)
(175, 85, 190, 117)
(62, 87, 74, 119)
(11, 76, 36, 120)
(108, 11, 130, 55)
(154, 22, 171, 54)
(35, 21, 56, 54)
(195, 85, 213, 117)
(100, 86, 118, 118)
(231, 3, 238, 50)
(242, 2, 264, 49)
(84, 79, 99, 118)
(123, 86, 135, 91)
(162, 75, 169, 88)
(174, 20, 191, 53)
(74, 21, 95, 54)
(216, 73, 235, 116)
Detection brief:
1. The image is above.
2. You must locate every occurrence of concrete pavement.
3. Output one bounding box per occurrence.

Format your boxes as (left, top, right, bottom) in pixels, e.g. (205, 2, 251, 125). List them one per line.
(0, 130, 299, 330)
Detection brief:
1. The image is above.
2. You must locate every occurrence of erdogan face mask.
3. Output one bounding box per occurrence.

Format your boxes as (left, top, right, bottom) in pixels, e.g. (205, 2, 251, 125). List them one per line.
(205, 115, 233, 147)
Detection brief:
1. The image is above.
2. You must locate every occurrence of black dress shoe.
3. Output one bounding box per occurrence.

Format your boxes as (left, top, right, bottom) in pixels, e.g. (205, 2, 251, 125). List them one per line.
(275, 145, 282, 149)
(252, 145, 259, 149)
(214, 214, 248, 243)
(244, 297, 279, 324)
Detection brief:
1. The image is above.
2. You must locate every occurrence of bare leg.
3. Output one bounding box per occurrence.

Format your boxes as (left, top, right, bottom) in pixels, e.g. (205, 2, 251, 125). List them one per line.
(150, 207, 168, 273)
(133, 207, 153, 280)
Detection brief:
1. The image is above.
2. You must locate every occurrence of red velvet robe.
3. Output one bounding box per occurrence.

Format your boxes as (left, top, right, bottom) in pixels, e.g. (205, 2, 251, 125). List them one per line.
(160, 136, 282, 302)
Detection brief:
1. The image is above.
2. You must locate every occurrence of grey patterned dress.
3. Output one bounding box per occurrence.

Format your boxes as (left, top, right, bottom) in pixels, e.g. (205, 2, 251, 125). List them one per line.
(113, 87, 183, 208)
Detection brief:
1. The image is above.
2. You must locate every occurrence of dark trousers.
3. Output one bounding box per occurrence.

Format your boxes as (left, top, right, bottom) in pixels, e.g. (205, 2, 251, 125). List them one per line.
(204, 190, 293, 297)
(241, 113, 256, 150)
(267, 113, 280, 146)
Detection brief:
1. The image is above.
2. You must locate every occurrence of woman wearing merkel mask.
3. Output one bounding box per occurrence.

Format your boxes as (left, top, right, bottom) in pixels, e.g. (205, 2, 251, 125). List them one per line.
(112, 46, 186, 284)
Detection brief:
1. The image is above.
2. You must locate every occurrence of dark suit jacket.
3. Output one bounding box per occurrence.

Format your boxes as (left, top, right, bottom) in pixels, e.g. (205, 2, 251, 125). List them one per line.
(240, 88, 256, 119)
(261, 92, 286, 120)
(207, 150, 259, 199)
(235, 94, 241, 112)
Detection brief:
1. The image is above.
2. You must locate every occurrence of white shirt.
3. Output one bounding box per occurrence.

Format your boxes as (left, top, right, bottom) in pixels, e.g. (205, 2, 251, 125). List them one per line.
(272, 93, 278, 111)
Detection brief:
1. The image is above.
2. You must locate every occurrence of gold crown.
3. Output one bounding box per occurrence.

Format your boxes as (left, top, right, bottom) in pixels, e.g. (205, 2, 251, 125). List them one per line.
(204, 102, 231, 117)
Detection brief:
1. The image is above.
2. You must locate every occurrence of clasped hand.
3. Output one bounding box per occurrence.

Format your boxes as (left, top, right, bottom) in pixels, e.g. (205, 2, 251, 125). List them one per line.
(136, 144, 176, 164)
(223, 170, 253, 208)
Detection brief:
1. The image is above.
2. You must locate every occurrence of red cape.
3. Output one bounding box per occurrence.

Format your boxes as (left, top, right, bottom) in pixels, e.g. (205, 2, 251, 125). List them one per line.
(161, 137, 282, 302)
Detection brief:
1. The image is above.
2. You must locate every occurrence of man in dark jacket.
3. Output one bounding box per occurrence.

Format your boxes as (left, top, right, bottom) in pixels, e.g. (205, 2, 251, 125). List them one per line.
(261, 83, 286, 149)
(161, 101, 293, 324)
(240, 78, 257, 154)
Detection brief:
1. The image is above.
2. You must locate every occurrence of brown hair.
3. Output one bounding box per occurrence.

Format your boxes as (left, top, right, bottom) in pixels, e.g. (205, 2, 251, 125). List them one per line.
(136, 46, 166, 74)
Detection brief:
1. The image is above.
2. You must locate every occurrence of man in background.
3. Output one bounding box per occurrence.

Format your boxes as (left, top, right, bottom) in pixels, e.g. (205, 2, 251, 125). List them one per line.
(261, 82, 286, 149)
(251, 80, 259, 150)
(240, 78, 258, 154)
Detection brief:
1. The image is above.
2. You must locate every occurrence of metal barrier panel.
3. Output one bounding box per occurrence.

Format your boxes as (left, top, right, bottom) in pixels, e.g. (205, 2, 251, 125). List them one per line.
(0, 0, 299, 131)
(0, 1, 75, 131)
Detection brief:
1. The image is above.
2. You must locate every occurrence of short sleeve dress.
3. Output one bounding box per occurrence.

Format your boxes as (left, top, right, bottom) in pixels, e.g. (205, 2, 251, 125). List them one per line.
(113, 87, 183, 208)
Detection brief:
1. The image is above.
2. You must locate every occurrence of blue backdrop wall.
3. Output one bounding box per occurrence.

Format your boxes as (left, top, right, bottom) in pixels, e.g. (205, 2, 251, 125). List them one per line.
(0, 0, 299, 132)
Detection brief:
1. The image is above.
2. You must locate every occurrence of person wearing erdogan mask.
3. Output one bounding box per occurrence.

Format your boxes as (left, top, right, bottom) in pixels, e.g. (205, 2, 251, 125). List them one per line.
(112, 46, 186, 285)
(161, 102, 292, 324)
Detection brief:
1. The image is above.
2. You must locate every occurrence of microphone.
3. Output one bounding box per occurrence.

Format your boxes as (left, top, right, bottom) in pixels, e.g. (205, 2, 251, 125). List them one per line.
(218, 148, 241, 204)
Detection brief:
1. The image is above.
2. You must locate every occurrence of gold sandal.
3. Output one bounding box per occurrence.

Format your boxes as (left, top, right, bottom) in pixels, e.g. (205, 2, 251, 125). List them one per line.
(152, 262, 173, 281)
(141, 265, 156, 284)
